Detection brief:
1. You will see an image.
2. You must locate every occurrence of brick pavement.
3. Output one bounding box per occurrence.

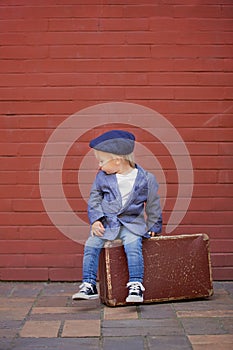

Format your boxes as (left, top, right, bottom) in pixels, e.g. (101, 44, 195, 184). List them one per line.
(0, 282, 232, 350)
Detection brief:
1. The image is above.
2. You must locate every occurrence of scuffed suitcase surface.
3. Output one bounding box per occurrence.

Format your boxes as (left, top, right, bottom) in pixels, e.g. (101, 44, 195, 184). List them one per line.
(99, 234, 213, 306)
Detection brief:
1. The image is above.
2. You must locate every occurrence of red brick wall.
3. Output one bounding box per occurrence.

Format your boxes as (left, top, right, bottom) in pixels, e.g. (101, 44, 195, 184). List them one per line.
(0, 1, 232, 281)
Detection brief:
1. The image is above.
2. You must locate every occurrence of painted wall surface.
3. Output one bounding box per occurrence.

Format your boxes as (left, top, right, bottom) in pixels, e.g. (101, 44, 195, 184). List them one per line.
(0, 1, 232, 281)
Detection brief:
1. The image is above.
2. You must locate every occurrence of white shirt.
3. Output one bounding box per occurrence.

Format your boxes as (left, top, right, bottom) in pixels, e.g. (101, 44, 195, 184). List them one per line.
(116, 168, 138, 206)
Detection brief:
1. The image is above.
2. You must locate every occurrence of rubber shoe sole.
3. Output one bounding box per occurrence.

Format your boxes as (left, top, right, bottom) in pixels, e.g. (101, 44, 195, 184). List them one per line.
(72, 292, 99, 300)
(126, 295, 143, 303)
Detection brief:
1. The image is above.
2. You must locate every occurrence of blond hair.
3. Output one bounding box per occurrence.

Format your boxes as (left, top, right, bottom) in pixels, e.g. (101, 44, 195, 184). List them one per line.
(110, 152, 135, 168)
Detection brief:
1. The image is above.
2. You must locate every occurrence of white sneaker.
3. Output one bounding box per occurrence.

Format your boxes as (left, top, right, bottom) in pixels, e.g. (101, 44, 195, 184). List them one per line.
(126, 282, 145, 303)
(72, 282, 99, 300)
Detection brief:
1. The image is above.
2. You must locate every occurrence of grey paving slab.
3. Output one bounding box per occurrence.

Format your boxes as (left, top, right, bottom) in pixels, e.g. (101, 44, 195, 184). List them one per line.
(102, 319, 184, 337)
(11, 338, 100, 350)
(140, 303, 177, 319)
(180, 317, 228, 335)
(147, 335, 193, 350)
(102, 336, 144, 350)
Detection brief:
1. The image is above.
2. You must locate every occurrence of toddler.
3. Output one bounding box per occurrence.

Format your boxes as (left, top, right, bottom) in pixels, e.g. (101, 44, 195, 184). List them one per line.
(72, 130, 162, 303)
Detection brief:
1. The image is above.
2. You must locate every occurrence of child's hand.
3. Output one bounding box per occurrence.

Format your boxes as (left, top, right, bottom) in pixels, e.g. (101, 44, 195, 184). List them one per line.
(91, 221, 105, 237)
(149, 231, 156, 237)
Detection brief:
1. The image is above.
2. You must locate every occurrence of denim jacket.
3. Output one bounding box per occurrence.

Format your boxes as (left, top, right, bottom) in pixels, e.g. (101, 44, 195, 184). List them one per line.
(88, 164, 162, 240)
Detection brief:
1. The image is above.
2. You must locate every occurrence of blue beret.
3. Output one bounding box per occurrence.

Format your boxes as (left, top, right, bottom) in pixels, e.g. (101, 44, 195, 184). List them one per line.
(89, 130, 135, 155)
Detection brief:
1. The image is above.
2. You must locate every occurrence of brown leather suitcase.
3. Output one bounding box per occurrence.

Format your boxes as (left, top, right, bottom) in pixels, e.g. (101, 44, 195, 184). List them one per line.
(99, 234, 213, 306)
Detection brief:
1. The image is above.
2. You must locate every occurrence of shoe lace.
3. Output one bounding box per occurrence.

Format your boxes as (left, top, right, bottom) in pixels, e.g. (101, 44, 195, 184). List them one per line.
(79, 282, 94, 293)
(127, 282, 145, 294)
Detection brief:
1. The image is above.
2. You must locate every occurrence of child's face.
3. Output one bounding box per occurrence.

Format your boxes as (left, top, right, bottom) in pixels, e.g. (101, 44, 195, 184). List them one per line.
(94, 150, 120, 174)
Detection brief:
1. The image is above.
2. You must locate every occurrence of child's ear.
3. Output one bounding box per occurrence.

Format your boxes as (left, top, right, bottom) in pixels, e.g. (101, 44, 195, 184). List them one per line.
(115, 156, 122, 165)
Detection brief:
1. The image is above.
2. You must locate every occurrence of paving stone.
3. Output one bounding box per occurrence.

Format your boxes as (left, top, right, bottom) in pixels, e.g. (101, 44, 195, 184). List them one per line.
(147, 335, 193, 350)
(31, 306, 101, 320)
(0, 281, 232, 348)
(102, 319, 184, 337)
(62, 320, 101, 337)
(20, 321, 61, 338)
(0, 338, 14, 350)
(0, 320, 22, 338)
(172, 296, 233, 311)
(104, 305, 138, 320)
(0, 298, 34, 308)
(140, 304, 177, 319)
(103, 336, 144, 350)
(222, 282, 233, 295)
(30, 312, 101, 322)
(188, 334, 233, 350)
(11, 283, 43, 298)
(12, 338, 100, 350)
(0, 283, 15, 297)
(0, 308, 30, 321)
(177, 310, 233, 318)
(180, 317, 227, 335)
(219, 317, 233, 333)
(35, 296, 69, 307)
(41, 283, 80, 296)
(32, 307, 80, 314)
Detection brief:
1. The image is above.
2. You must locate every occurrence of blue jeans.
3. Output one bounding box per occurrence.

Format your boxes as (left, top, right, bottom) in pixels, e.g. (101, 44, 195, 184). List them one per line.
(82, 227, 144, 285)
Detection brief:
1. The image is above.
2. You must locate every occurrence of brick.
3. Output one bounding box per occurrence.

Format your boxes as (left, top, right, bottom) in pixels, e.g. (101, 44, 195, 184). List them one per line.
(62, 320, 100, 337)
(181, 317, 226, 335)
(0, 19, 48, 32)
(147, 336, 193, 350)
(49, 267, 82, 281)
(178, 310, 233, 318)
(102, 319, 184, 337)
(25, 254, 82, 268)
(218, 170, 233, 183)
(31, 307, 77, 314)
(148, 72, 233, 86)
(0, 268, 49, 281)
(49, 18, 98, 31)
(173, 5, 221, 18)
(181, 212, 232, 225)
(20, 320, 60, 338)
(0, 46, 49, 59)
(0, 227, 20, 240)
(0, 297, 34, 308)
(124, 5, 172, 18)
(192, 155, 232, 169)
(100, 18, 149, 31)
(213, 268, 233, 280)
(103, 337, 145, 350)
(172, 58, 233, 73)
(0, 5, 102, 19)
(211, 254, 233, 267)
(104, 306, 138, 320)
(188, 335, 233, 349)
(126, 87, 173, 99)
(0, 307, 30, 321)
(0, 212, 51, 226)
(174, 87, 233, 100)
(0, 185, 40, 199)
(0, 255, 25, 267)
(151, 44, 233, 58)
(141, 304, 177, 320)
(221, 5, 233, 18)
(210, 240, 233, 253)
(218, 142, 233, 155)
(101, 5, 124, 17)
(17, 226, 63, 240)
(150, 17, 233, 32)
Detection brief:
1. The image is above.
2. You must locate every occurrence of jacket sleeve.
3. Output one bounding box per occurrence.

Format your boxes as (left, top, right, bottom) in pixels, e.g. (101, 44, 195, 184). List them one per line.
(145, 172, 162, 234)
(87, 175, 104, 225)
